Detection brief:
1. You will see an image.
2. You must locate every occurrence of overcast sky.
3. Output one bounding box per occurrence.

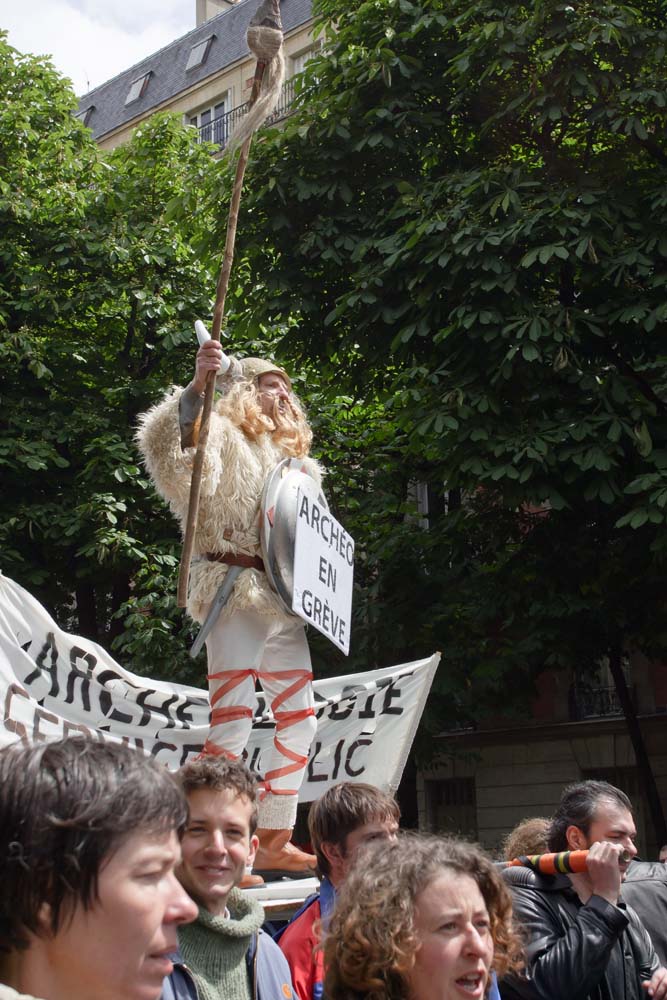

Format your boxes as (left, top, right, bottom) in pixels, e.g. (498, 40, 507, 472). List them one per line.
(1, 0, 195, 97)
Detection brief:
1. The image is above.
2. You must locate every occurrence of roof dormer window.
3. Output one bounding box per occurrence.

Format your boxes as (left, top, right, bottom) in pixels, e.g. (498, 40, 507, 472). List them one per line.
(74, 106, 95, 126)
(186, 35, 215, 71)
(125, 72, 152, 106)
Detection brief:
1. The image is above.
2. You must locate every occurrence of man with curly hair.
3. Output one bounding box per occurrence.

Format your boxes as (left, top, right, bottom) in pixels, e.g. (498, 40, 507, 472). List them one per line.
(137, 338, 322, 879)
(502, 817, 549, 862)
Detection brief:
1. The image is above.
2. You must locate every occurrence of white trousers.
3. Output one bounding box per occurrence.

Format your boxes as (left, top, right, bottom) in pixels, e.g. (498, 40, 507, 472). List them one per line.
(204, 607, 317, 829)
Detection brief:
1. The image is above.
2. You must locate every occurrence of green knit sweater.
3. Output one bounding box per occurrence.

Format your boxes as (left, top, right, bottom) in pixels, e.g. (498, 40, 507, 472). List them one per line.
(178, 888, 265, 1000)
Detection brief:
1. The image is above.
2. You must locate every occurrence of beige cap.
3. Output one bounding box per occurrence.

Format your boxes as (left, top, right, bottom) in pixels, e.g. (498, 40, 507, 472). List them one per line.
(240, 357, 292, 390)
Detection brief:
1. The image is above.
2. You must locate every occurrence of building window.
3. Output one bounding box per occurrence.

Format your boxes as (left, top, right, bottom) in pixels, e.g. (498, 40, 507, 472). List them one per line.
(186, 35, 215, 71)
(424, 777, 477, 838)
(74, 106, 94, 126)
(125, 72, 152, 106)
(407, 481, 430, 530)
(188, 96, 229, 146)
(291, 45, 320, 78)
(569, 656, 633, 721)
(406, 481, 454, 529)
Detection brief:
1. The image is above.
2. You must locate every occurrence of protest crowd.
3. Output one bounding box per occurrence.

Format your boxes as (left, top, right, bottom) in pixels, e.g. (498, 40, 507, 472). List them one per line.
(3, 119, 667, 1000)
(4, 0, 667, 993)
(1, 736, 667, 1000)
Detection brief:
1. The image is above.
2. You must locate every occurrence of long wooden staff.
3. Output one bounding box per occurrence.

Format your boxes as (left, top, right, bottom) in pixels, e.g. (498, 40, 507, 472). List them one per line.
(177, 0, 285, 608)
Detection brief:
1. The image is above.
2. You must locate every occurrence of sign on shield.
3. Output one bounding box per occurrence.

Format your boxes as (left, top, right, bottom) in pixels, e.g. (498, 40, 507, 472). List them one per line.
(292, 480, 354, 654)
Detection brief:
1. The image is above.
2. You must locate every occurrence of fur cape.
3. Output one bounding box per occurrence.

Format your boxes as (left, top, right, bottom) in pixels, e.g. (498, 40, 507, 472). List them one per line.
(136, 386, 323, 623)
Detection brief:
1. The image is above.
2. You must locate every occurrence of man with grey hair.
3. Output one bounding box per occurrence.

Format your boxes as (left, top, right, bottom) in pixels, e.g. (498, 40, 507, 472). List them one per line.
(501, 779, 667, 1000)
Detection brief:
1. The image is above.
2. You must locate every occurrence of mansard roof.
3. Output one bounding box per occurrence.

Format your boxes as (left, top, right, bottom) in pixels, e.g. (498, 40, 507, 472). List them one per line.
(77, 0, 312, 141)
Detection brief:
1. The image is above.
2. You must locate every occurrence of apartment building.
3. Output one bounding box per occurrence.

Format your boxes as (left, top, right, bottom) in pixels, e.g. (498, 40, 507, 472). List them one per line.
(418, 652, 667, 859)
(77, 0, 315, 151)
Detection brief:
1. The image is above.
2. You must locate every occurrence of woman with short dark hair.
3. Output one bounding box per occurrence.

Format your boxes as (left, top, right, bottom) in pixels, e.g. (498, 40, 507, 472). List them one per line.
(0, 737, 196, 1000)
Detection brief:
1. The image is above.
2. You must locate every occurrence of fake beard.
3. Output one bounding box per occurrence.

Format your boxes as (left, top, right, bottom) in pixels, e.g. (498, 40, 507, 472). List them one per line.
(270, 396, 311, 457)
(270, 395, 298, 434)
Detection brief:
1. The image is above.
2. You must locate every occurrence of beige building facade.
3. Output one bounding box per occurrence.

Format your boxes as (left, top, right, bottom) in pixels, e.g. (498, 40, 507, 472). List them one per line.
(196, 0, 238, 23)
(78, 0, 316, 152)
(418, 653, 667, 859)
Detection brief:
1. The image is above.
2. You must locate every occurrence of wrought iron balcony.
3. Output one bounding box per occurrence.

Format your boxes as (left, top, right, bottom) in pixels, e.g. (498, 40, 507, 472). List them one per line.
(195, 77, 296, 149)
(569, 683, 633, 721)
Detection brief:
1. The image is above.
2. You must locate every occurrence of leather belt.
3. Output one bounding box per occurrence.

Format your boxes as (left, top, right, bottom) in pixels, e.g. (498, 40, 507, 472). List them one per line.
(206, 551, 265, 572)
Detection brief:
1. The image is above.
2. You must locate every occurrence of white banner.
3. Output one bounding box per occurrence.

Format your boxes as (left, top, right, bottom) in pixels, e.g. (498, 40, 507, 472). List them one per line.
(0, 574, 438, 799)
(292, 481, 354, 655)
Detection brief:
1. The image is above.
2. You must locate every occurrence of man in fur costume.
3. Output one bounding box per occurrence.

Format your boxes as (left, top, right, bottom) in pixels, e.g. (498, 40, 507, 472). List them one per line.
(137, 338, 321, 880)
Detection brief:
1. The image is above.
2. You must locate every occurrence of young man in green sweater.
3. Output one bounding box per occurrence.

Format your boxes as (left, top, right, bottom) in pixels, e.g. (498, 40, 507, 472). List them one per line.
(161, 759, 293, 1000)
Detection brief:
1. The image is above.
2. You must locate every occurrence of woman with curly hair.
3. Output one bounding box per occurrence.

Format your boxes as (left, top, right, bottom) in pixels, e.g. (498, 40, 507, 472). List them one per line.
(323, 833, 523, 1000)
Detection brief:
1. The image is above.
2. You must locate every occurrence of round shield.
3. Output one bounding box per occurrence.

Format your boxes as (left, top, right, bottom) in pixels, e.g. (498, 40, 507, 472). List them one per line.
(260, 459, 329, 615)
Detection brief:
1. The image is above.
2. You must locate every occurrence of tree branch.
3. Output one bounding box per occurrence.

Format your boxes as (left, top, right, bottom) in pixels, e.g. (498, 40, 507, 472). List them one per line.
(607, 350, 667, 417)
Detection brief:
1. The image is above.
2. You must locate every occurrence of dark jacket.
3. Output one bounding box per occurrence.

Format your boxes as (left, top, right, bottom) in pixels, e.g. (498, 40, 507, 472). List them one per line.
(500, 865, 659, 1000)
(160, 929, 293, 1000)
(621, 860, 667, 966)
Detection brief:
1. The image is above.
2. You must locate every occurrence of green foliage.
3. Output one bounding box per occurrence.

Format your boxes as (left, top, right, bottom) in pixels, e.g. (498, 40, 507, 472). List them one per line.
(0, 35, 226, 680)
(0, 37, 98, 333)
(4, 0, 667, 741)
(227, 0, 667, 732)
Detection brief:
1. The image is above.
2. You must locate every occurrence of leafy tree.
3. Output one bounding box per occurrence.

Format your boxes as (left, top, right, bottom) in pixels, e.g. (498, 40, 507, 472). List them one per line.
(0, 36, 98, 336)
(226, 0, 667, 832)
(4, 0, 667, 842)
(0, 37, 234, 682)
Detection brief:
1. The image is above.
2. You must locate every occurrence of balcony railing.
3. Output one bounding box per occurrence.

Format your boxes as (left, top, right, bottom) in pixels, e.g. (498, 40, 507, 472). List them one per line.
(569, 683, 633, 721)
(195, 77, 296, 150)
